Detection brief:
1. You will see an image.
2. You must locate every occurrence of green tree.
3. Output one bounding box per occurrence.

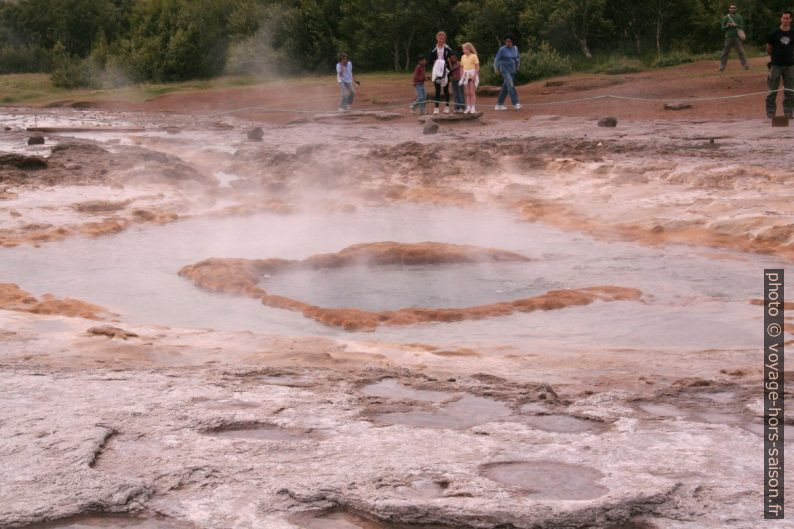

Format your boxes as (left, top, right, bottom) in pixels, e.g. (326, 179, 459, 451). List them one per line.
(118, 0, 257, 81)
(457, 0, 525, 59)
(1, 0, 132, 57)
(522, 0, 609, 59)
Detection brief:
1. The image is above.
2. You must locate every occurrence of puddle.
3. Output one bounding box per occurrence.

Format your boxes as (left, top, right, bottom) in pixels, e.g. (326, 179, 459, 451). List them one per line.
(376, 394, 512, 429)
(520, 414, 604, 434)
(481, 461, 608, 500)
(204, 423, 319, 441)
(361, 379, 452, 403)
(24, 515, 191, 529)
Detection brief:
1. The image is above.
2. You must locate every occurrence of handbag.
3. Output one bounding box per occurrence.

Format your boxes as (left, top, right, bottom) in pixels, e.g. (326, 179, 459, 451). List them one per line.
(728, 15, 746, 41)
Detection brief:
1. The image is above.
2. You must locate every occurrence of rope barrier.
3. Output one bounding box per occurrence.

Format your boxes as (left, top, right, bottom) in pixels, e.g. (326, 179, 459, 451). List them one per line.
(14, 87, 794, 124)
(209, 87, 794, 116)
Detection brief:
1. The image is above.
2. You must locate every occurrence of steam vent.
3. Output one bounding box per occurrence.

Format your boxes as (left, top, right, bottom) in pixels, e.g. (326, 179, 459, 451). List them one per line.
(1, 42, 792, 529)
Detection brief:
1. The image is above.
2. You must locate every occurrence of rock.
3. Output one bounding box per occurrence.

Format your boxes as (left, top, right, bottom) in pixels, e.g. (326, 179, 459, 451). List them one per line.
(27, 135, 45, 145)
(246, 127, 264, 141)
(651, 225, 664, 233)
(423, 123, 439, 135)
(477, 85, 501, 97)
(771, 116, 790, 127)
(0, 153, 48, 169)
(87, 325, 138, 340)
(431, 112, 482, 123)
(3, 127, 11, 131)
(663, 102, 693, 111)
(163, 126, 182, 134)
(597, 117, 618, 128)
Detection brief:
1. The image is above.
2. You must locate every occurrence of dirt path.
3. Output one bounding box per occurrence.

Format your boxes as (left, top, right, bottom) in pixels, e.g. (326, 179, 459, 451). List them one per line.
(88, 57, 777, 123)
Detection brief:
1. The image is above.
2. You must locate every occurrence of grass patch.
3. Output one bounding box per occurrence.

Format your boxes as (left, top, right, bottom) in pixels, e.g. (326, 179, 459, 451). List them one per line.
(651, 51, 720, 68)
(591, 56, 645, 75)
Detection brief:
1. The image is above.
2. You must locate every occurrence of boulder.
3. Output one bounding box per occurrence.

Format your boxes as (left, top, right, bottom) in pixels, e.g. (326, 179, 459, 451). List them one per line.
(597, 117, 618, 128)
(27, 135, 45, 145)
(246, 127, 264, 141)
(423, 123, 439, 135)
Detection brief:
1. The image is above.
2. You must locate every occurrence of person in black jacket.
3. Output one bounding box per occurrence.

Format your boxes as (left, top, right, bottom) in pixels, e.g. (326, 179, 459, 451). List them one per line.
(766, 10, 794, 118)
(429, 31, 452, 114)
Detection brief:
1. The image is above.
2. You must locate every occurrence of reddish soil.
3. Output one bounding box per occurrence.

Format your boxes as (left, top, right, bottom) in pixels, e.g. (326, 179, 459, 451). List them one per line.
(100, 57, 775, 123)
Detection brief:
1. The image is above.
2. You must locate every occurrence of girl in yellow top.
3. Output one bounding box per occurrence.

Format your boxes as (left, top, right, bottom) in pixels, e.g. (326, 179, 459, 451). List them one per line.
(459, 42, 480, 113)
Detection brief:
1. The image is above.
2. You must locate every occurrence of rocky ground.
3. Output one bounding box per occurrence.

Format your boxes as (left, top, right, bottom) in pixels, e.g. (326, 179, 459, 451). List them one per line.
(1, 62, 793, 529)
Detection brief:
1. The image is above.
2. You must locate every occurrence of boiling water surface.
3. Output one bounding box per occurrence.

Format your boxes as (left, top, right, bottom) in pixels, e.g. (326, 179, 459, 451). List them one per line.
(0, 205, 787, 350)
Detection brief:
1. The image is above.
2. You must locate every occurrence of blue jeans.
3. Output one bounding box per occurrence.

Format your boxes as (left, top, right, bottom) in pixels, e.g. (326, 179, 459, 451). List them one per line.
(339, 82, 354, 109)
(411, 84, 427, 113)
(452, 81, 465, 110)
(497, 69, 519, 106)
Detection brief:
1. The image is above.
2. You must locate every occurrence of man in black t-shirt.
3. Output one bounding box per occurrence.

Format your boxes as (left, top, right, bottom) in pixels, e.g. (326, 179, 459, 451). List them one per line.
(766, 10, 794, 118)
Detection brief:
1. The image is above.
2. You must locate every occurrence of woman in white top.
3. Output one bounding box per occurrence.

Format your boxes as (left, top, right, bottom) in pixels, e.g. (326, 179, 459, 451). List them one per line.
(428, 31, 452, 114)
(336, 53, 356, 111)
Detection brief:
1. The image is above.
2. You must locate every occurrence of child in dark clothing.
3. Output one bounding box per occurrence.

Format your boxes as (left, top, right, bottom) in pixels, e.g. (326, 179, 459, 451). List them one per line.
(411, 56, 428, 115)
(449, 51, 464, 113)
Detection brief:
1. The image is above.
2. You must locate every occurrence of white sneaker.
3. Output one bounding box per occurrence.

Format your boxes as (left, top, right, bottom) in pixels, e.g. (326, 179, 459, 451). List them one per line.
(433, 108, 440, 115)
(337, 107, 346, 112)
(471, 106, 476, 113)
(514, 103, 522, 110)
(494, 105, 508, 110)
(444, 106, 450, 114)
(464, 106, 471, 113)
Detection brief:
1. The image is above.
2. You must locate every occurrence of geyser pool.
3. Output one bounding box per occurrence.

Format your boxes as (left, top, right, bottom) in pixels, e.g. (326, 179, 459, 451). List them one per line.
(0, 204, 787, 350)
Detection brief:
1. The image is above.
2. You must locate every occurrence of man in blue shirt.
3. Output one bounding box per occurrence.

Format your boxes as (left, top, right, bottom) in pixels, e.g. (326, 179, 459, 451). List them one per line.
(493, 35, 522, 110)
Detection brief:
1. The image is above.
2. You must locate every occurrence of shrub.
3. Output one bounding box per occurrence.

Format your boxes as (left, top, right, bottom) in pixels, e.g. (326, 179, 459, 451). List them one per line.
(591, 56, 644, 75)
(479, 42, 572, 86)
(651, 50, 720, 68)
(0, 45, 51, 74)
(651, 51, 696, 68)
(50, 42, 95, 88)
